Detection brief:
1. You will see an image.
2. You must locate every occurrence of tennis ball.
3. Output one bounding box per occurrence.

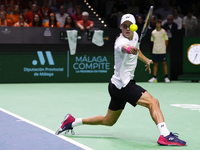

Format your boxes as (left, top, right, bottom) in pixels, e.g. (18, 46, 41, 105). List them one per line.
(130, 24, 138, 31)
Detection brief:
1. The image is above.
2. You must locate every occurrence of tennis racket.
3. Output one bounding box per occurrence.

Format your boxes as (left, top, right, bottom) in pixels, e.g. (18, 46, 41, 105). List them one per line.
(136, 6, 154, 49)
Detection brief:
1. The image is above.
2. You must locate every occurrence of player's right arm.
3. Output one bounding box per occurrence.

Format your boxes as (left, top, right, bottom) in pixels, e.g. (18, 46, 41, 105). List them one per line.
(121, 44, 139, 55)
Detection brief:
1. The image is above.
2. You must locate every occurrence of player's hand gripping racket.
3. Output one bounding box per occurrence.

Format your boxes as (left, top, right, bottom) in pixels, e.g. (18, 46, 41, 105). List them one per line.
(136, 6, 154, 49)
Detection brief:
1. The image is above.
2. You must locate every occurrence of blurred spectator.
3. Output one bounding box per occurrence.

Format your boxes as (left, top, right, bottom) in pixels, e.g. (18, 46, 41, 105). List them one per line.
(110, 0, 127, 28)
(162, 14, 178, 38)
(9, 4, 21, 25)
(24, 0, 33, 15)
(62, 0, 75, 12)
(67, 4, 76, 16)
(182, 9, 198, 29)
(170, 0, 182, 13)
(155, 0, 173, 20)
(64, 15, 76, 28)
(136, 15, 144, 35)
(139, 0, 154, 17)
(77, 11, 94, 31)
(112, 0, 127, 14)
(38, 0, 51, 20)
(14, 15, 29, 27)
(104, 0, 115, 19)
(190, 3, 200, 18)
(0, 10, 12, 26)
(1, 0, 20, 13)
(44, 13, 60, 27)
(72, 5, 82, 22)
(0, 3, 6, 11)
(25, 3, 43, 24)
(172, 8, 182, 29)
(148, 15, 156, 30)
(56, 5, 69, 27)
(127, 0, 139, 15)
(29, 13, 44, 27)
(0, 3, 9, 18)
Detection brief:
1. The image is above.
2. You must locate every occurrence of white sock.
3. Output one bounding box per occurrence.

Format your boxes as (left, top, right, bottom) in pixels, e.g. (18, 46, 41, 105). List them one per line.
(72, 118, 83, 128)
(157, 122, 170, 137)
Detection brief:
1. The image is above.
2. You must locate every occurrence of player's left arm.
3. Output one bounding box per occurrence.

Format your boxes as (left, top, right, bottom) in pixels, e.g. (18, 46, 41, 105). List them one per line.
(138, 50, 153, 74)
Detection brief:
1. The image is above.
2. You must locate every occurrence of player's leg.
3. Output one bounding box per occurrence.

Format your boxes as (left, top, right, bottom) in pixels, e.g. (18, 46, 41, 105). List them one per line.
(82, 109, 123, 126)
(149, 54, 158, 82)
(136, 91, 164, 125)
(161, 54, 170, 82)
(55, 109, 123, 135)
(136, 91, 186, 146)
(153, 62, 158, 77)
(162, 61, 168, 75)
(55, 81, 126, 135)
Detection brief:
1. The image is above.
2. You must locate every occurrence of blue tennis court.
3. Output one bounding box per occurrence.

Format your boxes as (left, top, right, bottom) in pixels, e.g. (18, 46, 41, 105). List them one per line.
(0, 108, 92, 150)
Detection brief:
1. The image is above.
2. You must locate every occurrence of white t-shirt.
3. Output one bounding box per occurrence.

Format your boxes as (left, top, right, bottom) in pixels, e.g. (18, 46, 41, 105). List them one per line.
(182, 15, 198, 29)
(55, 13, 69, 27)
(173, 17, 182, 29)
(111, 32, 139, 89)
(151, 29, 168, 54)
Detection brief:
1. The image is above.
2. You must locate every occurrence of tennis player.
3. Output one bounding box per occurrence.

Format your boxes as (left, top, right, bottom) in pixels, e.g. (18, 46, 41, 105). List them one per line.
(55, 14, 186, 146)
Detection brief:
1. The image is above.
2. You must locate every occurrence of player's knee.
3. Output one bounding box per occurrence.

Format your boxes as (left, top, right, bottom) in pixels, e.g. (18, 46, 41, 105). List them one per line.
(152, 97, 160, 107)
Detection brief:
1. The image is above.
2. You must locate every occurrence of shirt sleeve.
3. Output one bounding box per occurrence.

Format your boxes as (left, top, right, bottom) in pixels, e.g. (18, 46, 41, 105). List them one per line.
(163, 29, 168, 40)
(114, 37, 129, 53)
(151, 31, 154, 42)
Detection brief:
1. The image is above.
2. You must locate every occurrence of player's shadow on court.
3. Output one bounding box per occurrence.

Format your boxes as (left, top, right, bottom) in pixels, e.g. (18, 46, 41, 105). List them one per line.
(65, 134, 160, 148)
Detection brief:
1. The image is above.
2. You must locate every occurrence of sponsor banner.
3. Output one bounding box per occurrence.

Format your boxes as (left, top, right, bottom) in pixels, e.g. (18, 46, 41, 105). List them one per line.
(0, 51, 114, 83)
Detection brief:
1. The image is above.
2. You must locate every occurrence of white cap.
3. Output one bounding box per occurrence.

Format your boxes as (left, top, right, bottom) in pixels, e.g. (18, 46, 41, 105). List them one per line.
(120, 14, 136, 24)
(82, 11, 89, 16)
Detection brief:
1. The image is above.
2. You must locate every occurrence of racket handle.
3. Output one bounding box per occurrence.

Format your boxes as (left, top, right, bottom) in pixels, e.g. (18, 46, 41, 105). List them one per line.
(136, 42, 140, 49)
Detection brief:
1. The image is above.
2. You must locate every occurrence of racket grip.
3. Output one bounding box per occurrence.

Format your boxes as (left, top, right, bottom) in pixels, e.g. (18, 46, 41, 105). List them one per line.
(136, 42, 140, 49)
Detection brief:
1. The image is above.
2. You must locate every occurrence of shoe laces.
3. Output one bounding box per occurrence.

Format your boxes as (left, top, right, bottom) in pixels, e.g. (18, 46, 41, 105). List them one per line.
(65, 129, 75, 135)
(171, 132, 179, 138)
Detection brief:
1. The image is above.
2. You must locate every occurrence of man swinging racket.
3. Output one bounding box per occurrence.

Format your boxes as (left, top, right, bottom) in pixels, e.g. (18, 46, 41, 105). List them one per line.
(55, 13, 186, 146)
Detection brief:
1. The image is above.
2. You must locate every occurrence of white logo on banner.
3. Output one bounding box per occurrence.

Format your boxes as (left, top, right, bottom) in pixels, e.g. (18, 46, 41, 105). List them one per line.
(23, 51, 64, 77)
(171, 104, 200, 112)
(32, 51, 54, 65)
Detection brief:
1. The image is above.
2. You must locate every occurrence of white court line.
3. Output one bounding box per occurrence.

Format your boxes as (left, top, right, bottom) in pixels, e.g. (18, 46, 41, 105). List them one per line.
(0, 107, 93, 150)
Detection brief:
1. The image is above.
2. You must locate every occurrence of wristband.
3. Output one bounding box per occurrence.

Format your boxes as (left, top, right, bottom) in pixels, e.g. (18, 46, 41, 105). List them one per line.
(126, 46, 132, 54)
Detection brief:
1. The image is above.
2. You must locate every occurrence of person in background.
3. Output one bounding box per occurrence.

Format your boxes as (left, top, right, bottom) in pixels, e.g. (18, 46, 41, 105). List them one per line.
(0, 3, 9, 18)
(148, 15, 156, 30)
(127, 0, 139, 15)
(64, 15, 76, 28)
(29, 13, 44, 27)
(136, 15, 144, 35)
(72, 5, 82, 23)
(148, 19, 170, 83)
(24, 0, 33, 15)
(0, 10, 12, 26)
(162, 14, 178, 32)
(56, 5, 69, 27)
(44, 13, 60, 27)
(38, 0, 51, 20)
(154, 0, 173, 21)
(172, 8, 182, 30)
(25, 3, 43, 24)
(14, 15, 29, 27)
(182, 9, 198, 29)
(77, 11, 94, 31)
(9, 4, 21, 25)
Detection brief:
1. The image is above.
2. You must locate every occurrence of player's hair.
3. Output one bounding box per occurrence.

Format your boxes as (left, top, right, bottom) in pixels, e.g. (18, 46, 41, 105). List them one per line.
(155, 19, 162, 24)
(32, 13, 43, 27)
(49, 13, 58, 27)
(75, 5, 82, 11)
